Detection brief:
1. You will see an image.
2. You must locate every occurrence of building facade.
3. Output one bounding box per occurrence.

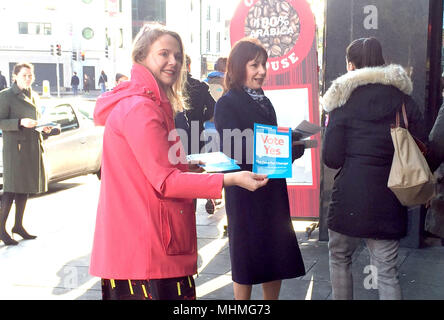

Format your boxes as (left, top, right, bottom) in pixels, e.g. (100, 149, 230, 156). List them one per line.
(0, 0, 236, 92)
(166, 0, 231, 79)
(0, 0, 132, 93)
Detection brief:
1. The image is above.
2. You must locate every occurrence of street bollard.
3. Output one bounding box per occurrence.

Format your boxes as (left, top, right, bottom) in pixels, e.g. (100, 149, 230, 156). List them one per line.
(42, 80, 50, 97)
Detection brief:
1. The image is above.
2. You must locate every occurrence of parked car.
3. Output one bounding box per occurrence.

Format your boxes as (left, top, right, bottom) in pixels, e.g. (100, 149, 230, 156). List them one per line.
(0, 98, 103, 190)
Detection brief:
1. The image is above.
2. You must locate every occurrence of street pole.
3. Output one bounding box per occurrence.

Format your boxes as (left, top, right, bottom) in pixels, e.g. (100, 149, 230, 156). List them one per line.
(56, 55, 60, 98)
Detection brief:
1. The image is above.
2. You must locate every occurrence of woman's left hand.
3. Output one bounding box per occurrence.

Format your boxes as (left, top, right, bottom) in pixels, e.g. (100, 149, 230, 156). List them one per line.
(42, 126, 53, 134)
(188, 160, 205, 173)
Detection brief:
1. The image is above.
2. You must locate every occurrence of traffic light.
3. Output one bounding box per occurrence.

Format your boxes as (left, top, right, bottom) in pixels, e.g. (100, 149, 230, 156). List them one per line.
(105, 46, 109, 58)
(50, 44, 54, 55)
(72, 50, 77, 61)
(56, 44, 61, 56)
(81, 52, 85, 61)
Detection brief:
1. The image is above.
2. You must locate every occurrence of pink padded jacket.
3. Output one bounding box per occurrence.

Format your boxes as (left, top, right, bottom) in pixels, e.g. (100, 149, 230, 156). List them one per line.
(89, 63, 223, 280)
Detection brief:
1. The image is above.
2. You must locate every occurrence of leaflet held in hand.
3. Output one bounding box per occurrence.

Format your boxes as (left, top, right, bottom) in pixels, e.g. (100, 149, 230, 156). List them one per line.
(186, 152, 240, 172)
(253, 123, 292, 178)
(293, 120, 321, 139)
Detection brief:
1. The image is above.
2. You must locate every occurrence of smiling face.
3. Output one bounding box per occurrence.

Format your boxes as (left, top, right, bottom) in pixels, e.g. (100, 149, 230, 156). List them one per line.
(141, 34, 183, 92)
(243, 55, 267, 90)
(15, 67, 34, 90)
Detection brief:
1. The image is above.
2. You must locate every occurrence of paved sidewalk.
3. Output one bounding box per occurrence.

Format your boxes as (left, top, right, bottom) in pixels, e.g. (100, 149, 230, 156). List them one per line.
(194, 202, 444, 300)
(1, 187, 443, 300)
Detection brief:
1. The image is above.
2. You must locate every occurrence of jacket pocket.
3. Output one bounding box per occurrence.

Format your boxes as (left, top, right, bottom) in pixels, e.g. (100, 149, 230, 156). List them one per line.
(160, 199, 196, 255)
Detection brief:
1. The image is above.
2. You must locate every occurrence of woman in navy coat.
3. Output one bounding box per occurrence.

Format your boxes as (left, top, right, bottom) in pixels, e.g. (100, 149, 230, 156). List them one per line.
(214, 38, 306, 300)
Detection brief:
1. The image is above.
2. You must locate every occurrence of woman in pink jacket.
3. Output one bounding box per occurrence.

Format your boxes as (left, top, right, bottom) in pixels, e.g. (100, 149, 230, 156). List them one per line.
(89, 25, 268, 300)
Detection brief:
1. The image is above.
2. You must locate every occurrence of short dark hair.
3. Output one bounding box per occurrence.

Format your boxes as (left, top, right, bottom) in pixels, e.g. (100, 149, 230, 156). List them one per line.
(13, 62, 34, 75)
(214, 57, 227, 72)
(115, 73, 124, 82)
(225, 38, 267, 91)
(346, 37, 385, 69)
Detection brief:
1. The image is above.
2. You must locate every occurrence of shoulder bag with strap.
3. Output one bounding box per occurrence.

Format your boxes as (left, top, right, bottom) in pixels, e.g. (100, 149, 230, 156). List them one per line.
(387, 103, 435, 206)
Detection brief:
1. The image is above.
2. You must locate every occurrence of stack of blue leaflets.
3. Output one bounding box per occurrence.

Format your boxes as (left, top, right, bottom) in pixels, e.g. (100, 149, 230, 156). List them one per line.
(186, 152, 240, 172)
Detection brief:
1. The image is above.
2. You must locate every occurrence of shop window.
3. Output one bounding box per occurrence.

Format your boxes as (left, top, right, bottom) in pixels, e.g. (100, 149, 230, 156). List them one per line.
(18, 22, 28, 34)
(207, 5, 211, 20)
(206, 30, 211, 52)
(18, 22, 51, 35)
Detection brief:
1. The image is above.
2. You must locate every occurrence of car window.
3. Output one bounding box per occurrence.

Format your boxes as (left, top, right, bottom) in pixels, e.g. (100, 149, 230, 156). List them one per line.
(45, 104, 79, 132)
(77, 108, 93, 121)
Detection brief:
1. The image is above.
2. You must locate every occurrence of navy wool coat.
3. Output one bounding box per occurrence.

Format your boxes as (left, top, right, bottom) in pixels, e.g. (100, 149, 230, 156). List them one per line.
(214, 87, 305, 285)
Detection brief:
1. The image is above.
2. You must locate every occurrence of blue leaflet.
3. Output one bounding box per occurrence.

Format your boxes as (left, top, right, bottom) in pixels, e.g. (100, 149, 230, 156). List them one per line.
(186, 151, 240, 173)
(253, 123, 292, 178)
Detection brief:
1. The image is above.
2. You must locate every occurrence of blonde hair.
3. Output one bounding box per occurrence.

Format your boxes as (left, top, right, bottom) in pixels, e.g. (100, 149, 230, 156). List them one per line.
(132, 24, 187, 114)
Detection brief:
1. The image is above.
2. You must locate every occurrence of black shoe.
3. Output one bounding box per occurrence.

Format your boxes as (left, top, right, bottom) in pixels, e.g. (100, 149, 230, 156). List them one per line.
(11, 227, 37, 240)
(0, 232, 19, 246)
(205, 199, 215, 214)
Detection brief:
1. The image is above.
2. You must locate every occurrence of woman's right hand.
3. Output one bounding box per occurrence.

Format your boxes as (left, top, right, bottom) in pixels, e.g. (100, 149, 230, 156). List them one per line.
(223, 171, 269, 191)
(20, 118, 38, 128)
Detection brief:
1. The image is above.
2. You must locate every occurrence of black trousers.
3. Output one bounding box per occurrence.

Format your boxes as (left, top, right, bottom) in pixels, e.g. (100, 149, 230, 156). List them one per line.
(101, 276, 196, 300)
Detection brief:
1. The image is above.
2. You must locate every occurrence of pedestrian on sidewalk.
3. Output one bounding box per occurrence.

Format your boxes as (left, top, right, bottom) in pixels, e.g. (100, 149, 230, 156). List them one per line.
(203, 56, 227, 214)
(83, 74, 90, 93)
(0, 62, 53, 246)
(204, 57, 227, 101)
(175, 54, 215, 155)
(98, 70, 108, 93)
(175, 55, 217, 215)
(214, 38, 306, 300)
(425, 102, 444, 241)
(0, 70, 7, 91)
(70, 72, 80, 96)
(89, 24, 269, 300)
(321, 37, 425, 300)
(115, 73, 128, 86)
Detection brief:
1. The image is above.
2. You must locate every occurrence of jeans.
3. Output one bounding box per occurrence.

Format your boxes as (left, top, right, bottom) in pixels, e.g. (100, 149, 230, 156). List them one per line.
(72, 85, 78, 96)
(100, 82, 106, 93)
(328, 229, 402, 300)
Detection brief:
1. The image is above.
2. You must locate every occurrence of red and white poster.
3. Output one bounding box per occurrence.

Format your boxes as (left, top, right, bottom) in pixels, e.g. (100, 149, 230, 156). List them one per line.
(230, 0, 320, 218)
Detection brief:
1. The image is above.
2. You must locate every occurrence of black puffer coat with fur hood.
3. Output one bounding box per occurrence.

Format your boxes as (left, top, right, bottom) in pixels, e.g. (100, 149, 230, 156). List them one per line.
(321, 64, 425, 239)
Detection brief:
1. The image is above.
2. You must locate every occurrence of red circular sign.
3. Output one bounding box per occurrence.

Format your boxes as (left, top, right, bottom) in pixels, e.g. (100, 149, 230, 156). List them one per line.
(230, 0, 315, 75)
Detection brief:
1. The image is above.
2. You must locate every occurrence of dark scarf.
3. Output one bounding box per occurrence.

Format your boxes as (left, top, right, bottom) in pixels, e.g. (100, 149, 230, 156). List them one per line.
(243, 86, 274, 119)
(22, 88, 31, 98)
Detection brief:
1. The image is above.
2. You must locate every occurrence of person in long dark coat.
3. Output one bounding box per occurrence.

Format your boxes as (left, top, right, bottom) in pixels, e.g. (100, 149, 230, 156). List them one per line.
(425, 103, 444, 240)
(321, 38, 425, 300)
(175, 55, 215, 155)
(0, 63, 51, 246)
(214, 38, 306, 300)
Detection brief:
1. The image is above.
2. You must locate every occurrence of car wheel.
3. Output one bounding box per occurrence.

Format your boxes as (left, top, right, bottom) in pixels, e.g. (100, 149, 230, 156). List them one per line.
(96, 168, 101, 180)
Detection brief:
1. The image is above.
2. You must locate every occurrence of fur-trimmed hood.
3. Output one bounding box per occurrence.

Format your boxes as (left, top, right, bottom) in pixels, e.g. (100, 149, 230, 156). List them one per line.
(321, 64, 412, 112)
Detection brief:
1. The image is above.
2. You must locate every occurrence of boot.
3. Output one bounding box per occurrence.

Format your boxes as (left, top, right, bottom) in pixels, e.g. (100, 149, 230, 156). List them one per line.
(0, 193, 18, 246)
(11, 193, 36, 240)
